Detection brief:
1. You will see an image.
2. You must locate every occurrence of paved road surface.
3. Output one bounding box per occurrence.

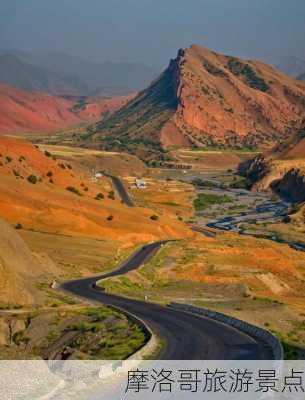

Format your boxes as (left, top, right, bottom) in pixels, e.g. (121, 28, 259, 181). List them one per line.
(61, 242, 272, 360)
(106, 174, 134, 207)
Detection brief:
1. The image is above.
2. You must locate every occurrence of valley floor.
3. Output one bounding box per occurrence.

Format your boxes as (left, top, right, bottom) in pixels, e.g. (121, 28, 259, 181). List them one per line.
(1, 144, 305, 359)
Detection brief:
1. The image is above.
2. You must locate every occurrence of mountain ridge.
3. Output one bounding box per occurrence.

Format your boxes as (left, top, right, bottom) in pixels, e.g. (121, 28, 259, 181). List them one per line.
(0, 50, 157, 96)
(85, 45, 305, 160)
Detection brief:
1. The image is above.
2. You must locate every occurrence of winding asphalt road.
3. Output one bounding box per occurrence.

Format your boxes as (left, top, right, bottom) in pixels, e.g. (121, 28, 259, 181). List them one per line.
(61, 175, 274, 360)
(61, 241, 272, 360)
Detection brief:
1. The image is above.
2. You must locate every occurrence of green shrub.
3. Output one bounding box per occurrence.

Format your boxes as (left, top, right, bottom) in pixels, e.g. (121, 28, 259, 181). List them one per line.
(150, 215, 159, 221)
(95, 193, 104, 200)
(227, 58, 269, 92)
(107, 215, 114, 221)
(66, 186, 82, 196)
(203, 60, 227, 77)
(27, 175, 38, 184)
(108, 190, 115, 200)
(193, 193, 232, 211)
(15, 223, 22, 230)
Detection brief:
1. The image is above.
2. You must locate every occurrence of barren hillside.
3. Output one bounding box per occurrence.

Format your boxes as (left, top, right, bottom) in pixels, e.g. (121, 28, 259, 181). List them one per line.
(0, 84, 134, 134)
(0, 136, 192, 244)
(86, 45, 305, 159)
(0, 218, 59, 305)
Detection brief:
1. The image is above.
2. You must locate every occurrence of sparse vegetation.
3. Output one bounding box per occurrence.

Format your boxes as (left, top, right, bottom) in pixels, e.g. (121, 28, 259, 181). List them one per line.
(227, 58, 270, 92)
(95, 192, 104, 200)
(27, 175, 38, 184)
(108, 190, 115, 200)
(191, 178, 219, 188)
(66, 186, 82, 196)
(150, 214, 159, 221)
(193, 193, 233, 211)
(0, 306, 147, 360)
(203, 60, 227, 78)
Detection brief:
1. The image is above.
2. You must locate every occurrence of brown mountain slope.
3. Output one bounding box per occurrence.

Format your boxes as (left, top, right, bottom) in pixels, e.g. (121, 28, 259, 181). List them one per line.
(271, 124, 305, 160)
(0, 84, 134, 135)
(86, 45, 305, 159)
(0, 218, 59, 305)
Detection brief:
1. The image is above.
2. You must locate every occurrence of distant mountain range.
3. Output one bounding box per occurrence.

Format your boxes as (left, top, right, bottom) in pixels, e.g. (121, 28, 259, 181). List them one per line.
(84, 45, 305, 160)
(0, 50, 158, 96)
(274, 55, 305, 80)
(298, 72, 305, 81)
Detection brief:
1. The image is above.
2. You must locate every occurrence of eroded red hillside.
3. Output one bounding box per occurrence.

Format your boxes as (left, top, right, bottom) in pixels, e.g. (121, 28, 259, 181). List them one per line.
(0, 84, 134, 134)
(89, 45, 305, 159)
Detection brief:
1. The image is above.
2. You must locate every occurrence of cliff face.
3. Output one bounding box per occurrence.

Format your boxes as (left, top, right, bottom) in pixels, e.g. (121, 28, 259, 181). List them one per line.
(86, 44, 305, 159)
(271, 168, 305, 202)
(239, 125, 305, 201)
(238, 154, 270, 185)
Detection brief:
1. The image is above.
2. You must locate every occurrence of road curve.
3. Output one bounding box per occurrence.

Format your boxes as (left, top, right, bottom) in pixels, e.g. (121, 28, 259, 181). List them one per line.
(61, 242, 272, 360)
(106, 174, 134, 207)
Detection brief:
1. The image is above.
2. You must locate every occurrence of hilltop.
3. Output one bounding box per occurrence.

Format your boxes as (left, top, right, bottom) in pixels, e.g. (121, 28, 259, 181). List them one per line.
(85, 45, 305, 160)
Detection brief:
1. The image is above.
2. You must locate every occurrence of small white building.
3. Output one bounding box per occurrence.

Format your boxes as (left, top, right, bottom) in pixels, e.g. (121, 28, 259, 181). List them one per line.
(135, 178, 147, 189)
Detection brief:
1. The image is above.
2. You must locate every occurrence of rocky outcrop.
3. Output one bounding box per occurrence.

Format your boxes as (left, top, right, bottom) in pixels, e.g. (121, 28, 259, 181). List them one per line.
(238, 154, 270, 184)
(271, 168, 305, 202)
(239, 154, 305, 201)
(239, 124, 305, 200)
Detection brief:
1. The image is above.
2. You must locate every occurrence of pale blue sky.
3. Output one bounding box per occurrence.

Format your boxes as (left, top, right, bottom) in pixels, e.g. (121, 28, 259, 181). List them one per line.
(1, 0, 305, 67)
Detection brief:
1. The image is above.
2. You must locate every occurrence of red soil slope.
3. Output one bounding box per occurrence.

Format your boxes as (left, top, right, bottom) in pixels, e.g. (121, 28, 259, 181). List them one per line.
(0, 84, 134, 134)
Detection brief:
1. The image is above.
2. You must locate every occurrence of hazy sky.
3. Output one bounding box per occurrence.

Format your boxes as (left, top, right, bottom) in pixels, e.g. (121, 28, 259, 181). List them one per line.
(1, 0, 305, 67)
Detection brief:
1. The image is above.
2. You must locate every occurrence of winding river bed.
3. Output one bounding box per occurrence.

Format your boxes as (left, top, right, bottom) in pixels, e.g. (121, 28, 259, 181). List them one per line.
(185, 172, 305, 252)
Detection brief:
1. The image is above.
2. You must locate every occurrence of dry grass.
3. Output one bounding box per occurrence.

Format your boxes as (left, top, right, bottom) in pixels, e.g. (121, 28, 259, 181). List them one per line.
(124, 176, 196, 222)
(99, 232, 305, 353)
